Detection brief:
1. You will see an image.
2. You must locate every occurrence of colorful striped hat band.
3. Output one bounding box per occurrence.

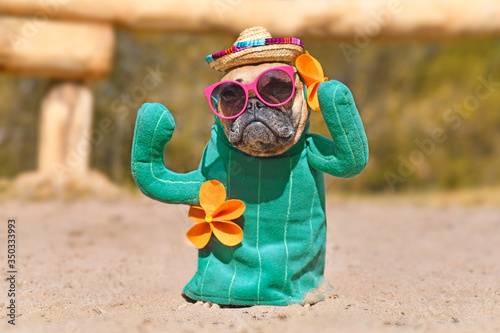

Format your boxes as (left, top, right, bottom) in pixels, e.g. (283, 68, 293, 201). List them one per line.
(205, 26, 305, 72)
(206, 37, 305, 64)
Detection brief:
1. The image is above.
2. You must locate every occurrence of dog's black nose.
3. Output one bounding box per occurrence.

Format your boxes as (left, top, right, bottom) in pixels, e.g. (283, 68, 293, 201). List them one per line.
(247, 97, 264, 111)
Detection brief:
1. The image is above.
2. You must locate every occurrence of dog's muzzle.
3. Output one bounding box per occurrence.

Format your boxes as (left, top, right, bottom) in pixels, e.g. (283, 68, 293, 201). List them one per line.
(228, 97, 295, 153)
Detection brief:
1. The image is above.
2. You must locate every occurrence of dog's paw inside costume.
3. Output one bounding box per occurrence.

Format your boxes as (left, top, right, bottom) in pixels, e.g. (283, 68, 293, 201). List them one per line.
(131, 27, 369, 306)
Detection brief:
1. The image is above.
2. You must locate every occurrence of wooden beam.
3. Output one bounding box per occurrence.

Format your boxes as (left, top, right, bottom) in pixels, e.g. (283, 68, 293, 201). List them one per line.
(0, 0, 500, 39)
(38, 81, 93, 176)
(10, 81, 122, 200)
(0, 17, 114, 80)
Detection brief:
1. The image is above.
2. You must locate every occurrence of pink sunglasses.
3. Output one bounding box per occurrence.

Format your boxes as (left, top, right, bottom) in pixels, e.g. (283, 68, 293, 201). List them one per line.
(203, 66, 296, 119)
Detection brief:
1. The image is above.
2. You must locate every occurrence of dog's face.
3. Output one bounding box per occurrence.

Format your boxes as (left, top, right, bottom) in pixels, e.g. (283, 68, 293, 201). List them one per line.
(218, 62, 308, 156)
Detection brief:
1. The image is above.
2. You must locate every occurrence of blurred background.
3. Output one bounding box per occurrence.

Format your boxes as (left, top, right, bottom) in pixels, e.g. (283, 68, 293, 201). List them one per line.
(2, 3, 499, 332)
(1, 0, 499, 201)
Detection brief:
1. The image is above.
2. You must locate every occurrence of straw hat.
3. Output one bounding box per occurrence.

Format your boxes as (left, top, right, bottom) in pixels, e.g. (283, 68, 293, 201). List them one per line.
(206, 26, 304, 72)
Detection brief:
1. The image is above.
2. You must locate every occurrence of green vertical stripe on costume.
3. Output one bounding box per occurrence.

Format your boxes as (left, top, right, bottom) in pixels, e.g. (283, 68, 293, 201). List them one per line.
(226, 150, 237, 303)
(200, 250, 213, 300)
(256, 159, 262, 304)
(227, 247, 237, 303)
(282, 156, 292, 294)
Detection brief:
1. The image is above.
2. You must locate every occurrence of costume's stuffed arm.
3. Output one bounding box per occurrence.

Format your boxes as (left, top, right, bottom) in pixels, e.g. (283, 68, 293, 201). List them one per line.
(131, 103, 205, 204)
(306, 80, 369, 178)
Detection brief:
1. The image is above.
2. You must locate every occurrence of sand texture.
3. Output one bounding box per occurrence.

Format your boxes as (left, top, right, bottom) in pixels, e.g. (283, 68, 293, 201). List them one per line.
(0, 198, 499, 332)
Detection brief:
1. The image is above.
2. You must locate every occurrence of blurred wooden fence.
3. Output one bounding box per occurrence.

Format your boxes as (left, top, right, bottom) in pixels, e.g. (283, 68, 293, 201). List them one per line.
(2, 0, 500, 39)
(1, 0, 500, 197)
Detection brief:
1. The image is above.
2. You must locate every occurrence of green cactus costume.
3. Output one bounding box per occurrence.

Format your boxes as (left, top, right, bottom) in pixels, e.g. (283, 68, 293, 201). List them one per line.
(131, 77, 368, 306)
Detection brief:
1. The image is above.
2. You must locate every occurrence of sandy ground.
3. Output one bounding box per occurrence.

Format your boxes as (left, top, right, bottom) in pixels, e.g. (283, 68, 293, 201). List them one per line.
(0, 197, 499, 333)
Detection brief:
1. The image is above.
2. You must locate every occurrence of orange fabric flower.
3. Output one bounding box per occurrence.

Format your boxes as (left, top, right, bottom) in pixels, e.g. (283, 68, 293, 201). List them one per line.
(295, 51, 329, 112)
(186, 180, 245, 249)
